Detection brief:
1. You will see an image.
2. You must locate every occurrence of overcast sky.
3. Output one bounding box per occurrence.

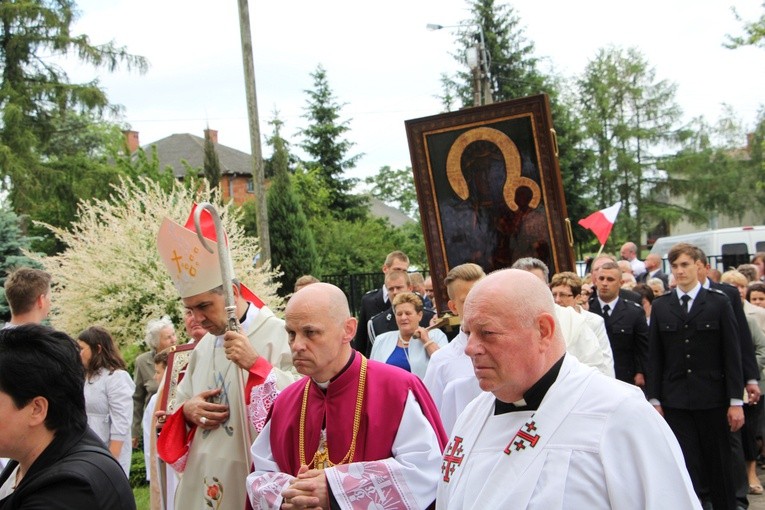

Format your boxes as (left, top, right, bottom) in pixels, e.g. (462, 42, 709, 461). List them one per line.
(70, 0, 765, 185)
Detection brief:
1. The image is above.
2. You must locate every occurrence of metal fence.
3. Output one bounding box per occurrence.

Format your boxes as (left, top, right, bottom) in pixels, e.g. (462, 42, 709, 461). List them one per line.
(322, 272, 386, 317)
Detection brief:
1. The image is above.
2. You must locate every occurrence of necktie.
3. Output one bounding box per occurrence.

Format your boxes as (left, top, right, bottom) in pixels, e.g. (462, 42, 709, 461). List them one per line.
(681, 294, 690, 315)
(602, 304, 611, 317)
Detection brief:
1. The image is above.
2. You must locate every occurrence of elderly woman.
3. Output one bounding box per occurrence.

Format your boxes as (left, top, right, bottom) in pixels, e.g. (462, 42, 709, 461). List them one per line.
(132, 317, 177, 451)
(78, 326, 135, 475)
(370, 292, 448, 379)
(549, 272, 613, 375)
(646, 277, 667, 297)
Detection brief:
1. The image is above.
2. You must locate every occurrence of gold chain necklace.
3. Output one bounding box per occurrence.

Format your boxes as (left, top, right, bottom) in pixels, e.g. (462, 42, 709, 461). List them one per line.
(299, 356, 367, 469)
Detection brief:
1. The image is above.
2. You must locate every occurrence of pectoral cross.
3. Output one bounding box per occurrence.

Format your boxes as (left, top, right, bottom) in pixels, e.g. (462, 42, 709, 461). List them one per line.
(312, 430, 332, 470)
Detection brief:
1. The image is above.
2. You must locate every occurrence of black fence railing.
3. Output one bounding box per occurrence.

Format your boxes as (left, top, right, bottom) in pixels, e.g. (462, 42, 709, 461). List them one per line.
(322, 273, 386, 318)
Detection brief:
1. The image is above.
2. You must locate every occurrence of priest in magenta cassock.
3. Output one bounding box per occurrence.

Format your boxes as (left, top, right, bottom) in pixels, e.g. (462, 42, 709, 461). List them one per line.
(247, 283, 447, 509)
(436, 269, 701, 510)
(156, 206, 299, 510)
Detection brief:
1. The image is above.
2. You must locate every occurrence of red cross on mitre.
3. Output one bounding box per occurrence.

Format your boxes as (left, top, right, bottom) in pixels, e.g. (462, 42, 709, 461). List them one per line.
(441, 436, 465, 483)
(504, 420, 540, 455)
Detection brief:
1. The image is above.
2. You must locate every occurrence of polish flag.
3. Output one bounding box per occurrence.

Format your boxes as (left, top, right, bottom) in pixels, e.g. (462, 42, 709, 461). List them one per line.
(578, 202, 622, 245)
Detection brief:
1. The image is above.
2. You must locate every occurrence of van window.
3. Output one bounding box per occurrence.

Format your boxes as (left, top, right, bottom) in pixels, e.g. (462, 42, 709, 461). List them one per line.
(722, 243, 749, 269)
(757, 241, 765, 253)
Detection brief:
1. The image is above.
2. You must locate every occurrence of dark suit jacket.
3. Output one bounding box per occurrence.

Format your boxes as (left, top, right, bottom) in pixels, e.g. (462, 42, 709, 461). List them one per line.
(368, 306, 436, 344)
(637, 269, 669, 286)
(646, 287, 743, 410)
(0, 427, 135, 509)
(590, 297, 649, 384)
(709, 279, 759, 383)
(590, 288, 641, 307)
(353, 288, 387, 357)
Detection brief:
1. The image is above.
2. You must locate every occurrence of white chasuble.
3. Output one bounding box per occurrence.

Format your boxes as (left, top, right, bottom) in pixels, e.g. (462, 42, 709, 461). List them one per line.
(173, 306, 295, 510)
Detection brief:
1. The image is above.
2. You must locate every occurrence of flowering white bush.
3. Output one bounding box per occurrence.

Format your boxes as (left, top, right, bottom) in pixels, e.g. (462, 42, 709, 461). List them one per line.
(32, 177, 283, 349)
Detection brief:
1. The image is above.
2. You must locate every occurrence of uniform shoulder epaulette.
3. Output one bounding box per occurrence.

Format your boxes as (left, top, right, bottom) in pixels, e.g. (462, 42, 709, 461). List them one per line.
(363, 288, 380, 296)
(708, 287, 726, 296)
(622, 299, 643, 308)
(370, 308, 393, 322)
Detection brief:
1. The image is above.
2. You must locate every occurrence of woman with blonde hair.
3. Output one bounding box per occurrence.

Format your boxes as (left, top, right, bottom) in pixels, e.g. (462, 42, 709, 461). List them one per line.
(370, 292, 448, 379)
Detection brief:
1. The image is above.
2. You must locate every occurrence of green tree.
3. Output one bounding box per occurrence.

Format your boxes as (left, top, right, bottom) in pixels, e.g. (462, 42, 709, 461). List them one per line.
(266, 116, 318, 296)
(726, 2, 765, 49)
(364, 165, 419, 220)
(0, 0, 147, 251)
(661, 108, 765, 225)
(444, 0, 595, 251)
(299, 64, 367, 220)
(203, 129, 221, 189)
(0, 204, 43, 320)
(449, 0, 545, 104)
(577, 46, 682, 245)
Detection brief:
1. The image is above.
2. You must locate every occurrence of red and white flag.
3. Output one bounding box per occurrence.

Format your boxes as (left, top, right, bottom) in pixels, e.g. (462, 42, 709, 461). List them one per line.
(578, 202, 622, 245)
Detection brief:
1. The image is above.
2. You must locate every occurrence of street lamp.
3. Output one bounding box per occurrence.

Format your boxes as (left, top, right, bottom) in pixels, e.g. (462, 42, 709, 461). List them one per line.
(427, 23, 493, 107)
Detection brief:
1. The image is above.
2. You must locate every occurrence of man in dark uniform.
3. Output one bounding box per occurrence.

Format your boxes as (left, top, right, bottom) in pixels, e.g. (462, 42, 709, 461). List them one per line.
(353, 251, 409, 357)
(590, 254, 642, 303)
(647, 242, 743, 510)
(589, 261, 648, 386)
(696, 247, 760, 510)
(369, 270, 436, 346)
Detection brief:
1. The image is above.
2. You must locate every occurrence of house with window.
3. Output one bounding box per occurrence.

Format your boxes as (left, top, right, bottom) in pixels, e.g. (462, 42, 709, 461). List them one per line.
(124, 129, 256, 205)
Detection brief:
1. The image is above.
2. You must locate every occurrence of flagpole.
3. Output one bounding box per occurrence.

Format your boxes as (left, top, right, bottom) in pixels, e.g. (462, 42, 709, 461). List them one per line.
(595, 243, 605, 260)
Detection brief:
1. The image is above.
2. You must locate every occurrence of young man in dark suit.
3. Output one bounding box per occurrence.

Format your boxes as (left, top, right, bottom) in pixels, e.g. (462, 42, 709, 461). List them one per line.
(353, 251, 409, 357)
(647, 242, 743, 510)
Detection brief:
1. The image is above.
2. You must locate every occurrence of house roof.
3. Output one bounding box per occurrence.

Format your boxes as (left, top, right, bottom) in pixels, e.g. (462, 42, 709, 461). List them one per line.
(142, 133, 253, 178)
(368, 196, 414, 228)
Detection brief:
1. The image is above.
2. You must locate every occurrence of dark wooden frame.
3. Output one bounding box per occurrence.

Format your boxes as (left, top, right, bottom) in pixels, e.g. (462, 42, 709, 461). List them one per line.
(405, 94, 575, 312)
(157, 343, 196, 423)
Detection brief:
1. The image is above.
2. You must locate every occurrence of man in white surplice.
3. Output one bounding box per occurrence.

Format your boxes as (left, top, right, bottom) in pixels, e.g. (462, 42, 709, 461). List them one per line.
(436, 269, 700, 510)
(430, 258, 614, 436)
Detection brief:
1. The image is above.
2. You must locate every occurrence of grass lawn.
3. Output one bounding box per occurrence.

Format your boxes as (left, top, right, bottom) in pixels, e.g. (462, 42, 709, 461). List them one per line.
(133, 484, 150, 510)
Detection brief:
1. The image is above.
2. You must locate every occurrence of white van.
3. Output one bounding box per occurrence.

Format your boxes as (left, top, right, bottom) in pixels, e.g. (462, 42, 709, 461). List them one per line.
(649, 226, 765, 270)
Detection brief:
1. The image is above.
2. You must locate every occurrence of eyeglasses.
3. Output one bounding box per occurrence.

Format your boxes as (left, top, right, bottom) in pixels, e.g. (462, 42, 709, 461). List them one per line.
(580, 290, 592, 296)
(551, 292, 574, 299)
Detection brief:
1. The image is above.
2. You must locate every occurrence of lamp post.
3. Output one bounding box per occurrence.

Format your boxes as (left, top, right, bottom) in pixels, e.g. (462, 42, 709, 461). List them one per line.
(427, 23, 493, 107)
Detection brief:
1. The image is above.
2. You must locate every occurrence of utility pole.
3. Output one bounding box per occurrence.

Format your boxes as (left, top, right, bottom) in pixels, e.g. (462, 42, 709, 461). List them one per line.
(237, 0, 270, 264)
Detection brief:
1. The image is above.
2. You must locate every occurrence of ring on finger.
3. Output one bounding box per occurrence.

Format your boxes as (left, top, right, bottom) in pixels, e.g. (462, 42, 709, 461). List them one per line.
(200, 416, 208, 425)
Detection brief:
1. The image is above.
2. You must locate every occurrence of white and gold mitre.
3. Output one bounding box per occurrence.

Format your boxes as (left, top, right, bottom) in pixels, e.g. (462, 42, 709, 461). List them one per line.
(157, 216, 227, 299)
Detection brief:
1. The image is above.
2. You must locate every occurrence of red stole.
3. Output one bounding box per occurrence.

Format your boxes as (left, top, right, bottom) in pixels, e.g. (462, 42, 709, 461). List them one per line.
(269, 352, 447, 475)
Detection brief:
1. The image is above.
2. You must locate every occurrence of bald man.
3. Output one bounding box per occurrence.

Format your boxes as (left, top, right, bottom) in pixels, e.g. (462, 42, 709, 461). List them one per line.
(247, 283, 447, 509)
(436, 269, 700, 510)
(621, 241, 647, 277)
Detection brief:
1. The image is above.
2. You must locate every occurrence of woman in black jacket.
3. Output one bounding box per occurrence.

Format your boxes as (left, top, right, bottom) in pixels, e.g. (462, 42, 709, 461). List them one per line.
(0, 324, 135, 509)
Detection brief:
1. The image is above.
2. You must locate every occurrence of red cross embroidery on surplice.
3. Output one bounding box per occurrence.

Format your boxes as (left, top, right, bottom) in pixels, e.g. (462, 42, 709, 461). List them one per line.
(441, 436, 465, 482)
(504, 420, 540, 455)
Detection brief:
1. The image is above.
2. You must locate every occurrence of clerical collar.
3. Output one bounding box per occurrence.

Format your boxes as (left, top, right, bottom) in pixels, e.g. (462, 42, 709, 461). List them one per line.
(314, 350, 356, 390)
(494, 354, 565, 415)
(239, 302, 250, 324)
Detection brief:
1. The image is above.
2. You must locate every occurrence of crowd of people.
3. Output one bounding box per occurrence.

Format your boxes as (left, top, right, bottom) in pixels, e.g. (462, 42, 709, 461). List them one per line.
(4, 222, 765, 509)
